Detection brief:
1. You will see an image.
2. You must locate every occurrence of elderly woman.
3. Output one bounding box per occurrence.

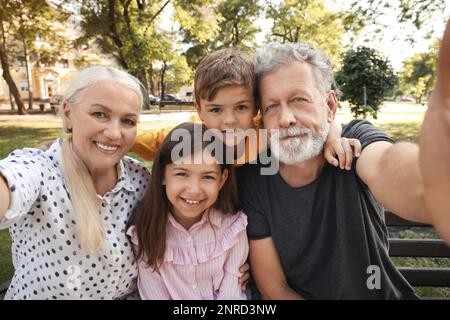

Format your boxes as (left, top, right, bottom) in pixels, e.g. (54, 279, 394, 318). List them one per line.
(0, 66, 149, 299)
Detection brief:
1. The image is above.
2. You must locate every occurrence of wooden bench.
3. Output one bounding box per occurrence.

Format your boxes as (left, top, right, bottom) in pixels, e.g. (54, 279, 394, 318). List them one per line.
(385, 210, 450, 292)
(1, 210, 449, 299)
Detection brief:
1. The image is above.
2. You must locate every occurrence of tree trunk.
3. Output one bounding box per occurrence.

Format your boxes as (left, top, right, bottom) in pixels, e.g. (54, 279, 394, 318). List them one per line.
(137, 69, 148, 94)
(22, 38, 33, 110)
(149, 64, 155, 95)
(160, 61, 167, 100)
(9, 91, 15, 110)
(134, 68, 148, 110)
(0, 18, 25, 115)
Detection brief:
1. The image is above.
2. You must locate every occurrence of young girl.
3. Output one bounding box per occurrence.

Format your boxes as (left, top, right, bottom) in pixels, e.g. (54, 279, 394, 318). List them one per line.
(127, 122, 248, 300)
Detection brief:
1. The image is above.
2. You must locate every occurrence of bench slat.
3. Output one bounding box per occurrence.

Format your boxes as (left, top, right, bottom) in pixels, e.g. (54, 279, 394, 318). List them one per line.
(389, 239, 450, 257)
(385, 211, 431, 227)
(399, 267, 450, 287)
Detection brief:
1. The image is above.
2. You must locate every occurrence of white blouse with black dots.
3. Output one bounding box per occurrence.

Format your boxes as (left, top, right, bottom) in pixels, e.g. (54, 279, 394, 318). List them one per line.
(0, 139, 150, 300)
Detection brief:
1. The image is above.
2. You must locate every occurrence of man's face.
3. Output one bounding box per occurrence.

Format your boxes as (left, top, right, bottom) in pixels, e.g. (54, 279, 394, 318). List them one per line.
(195, 85, 257, 146)
(259, 61, 337, 164)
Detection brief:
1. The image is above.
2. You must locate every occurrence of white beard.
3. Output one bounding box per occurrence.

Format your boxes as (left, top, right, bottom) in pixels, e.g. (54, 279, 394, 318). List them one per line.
(270, 118, 330, 165)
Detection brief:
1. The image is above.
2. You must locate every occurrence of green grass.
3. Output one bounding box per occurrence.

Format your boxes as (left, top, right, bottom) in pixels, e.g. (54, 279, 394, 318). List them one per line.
(1, 118, 448, 298)
(0, 229, 13, 286)
(0, 124, 62, 284)
(378, 122, 421, 143)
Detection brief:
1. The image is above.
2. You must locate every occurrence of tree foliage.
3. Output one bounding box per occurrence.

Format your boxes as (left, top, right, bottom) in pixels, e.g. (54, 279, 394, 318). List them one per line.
(180, 0, 261, 69)
(0, 0, 68, 114)
(399, 41, 439, 103)
(265, 0, 344, 66)
(336, 46, 398, 119)
(344, 0, 446, 44)
(74, 0, 213, 100)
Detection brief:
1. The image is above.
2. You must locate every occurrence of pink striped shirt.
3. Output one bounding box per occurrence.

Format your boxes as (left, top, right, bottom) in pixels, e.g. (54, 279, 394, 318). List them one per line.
(127, 208, 249, 300)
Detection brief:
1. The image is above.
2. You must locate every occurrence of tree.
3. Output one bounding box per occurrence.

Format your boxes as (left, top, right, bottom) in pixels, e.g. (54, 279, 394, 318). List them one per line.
(213, 0, 261, 51)
(265, 0, 344, 66)
(12, 1, 68, 110)
(0, 1, 25, 114)
(0, 0, 68, 114)
(399, 41, 438, 103)
(344, 0, 446, 44)
(336, 46, 398, 118)
(75, 1, 215, 93)
(180, 0, 261, 69)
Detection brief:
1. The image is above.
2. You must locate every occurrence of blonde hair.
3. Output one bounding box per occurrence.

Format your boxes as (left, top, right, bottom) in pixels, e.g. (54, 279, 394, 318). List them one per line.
(59, 66, 144, 252)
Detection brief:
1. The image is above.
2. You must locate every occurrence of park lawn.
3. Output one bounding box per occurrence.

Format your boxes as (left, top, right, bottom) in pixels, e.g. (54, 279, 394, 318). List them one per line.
(1, 119, 448, 298)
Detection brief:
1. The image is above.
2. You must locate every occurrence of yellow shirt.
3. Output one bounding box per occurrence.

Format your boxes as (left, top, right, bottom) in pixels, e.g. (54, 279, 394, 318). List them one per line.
(131, 114, 264, 166)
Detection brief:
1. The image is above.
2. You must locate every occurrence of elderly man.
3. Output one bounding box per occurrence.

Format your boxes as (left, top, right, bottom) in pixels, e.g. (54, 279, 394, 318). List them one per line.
(420, 19, 450, 244)
(237, 42, 429, 299)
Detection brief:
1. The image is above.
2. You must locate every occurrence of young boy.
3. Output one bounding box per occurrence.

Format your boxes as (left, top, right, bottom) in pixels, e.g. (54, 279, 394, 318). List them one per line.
(131, 48, 359, 168)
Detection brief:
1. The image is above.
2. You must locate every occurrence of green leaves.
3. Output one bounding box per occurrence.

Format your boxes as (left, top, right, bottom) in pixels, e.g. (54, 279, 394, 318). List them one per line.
(180, 0, 262, 69)
(336, 46, 398, 118)
(266, 0, 344, 66)
(399, 42, 438, 104)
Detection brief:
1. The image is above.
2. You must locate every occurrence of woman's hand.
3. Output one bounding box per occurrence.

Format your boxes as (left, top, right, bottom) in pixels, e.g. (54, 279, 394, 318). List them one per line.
(0, 174, 10, 219)
(35, 140, 53, 151)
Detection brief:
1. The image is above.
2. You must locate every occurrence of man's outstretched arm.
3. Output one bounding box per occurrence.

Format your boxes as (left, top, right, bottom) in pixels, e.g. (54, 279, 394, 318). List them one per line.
(419, 19, 450, 244)
(356, 140, 427, 224)
(249, 237, 303, 300)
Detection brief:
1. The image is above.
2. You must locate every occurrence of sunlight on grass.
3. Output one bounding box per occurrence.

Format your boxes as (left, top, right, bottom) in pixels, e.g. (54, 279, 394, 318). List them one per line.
(378, 122, 421, 142)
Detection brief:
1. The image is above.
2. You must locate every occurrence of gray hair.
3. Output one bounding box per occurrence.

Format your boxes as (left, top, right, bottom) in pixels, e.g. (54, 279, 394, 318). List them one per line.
(255, 42, 337, 95)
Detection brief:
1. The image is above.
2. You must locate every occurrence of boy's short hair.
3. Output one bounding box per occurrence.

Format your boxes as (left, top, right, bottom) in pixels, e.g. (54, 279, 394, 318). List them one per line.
(194, 48, 257, 111)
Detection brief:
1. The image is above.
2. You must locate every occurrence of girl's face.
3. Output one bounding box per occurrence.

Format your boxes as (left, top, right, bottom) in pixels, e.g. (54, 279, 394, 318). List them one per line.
(63, 80, 140, 177)
(163, 151, 228, 230)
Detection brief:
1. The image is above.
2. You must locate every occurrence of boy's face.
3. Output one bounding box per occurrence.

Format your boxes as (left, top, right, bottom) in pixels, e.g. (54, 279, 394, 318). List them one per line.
(195, 85, 257, 146)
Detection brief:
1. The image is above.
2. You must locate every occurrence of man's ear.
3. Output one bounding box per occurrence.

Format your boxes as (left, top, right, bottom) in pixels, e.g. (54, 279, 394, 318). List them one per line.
(326, 90, 338, 122)
(62, 101, 73, 131)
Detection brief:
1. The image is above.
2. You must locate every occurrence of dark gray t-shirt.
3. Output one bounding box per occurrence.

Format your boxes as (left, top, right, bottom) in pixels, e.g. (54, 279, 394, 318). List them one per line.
(236, 119, 418, 299)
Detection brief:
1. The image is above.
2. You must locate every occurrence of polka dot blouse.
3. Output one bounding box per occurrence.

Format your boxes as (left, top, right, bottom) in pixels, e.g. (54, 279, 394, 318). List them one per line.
(0, 139, 150, 300)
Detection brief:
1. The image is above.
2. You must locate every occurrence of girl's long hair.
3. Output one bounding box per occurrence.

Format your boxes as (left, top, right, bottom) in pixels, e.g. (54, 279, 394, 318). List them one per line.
(128, 122, 238, 270)
(60, 66, 144, 252)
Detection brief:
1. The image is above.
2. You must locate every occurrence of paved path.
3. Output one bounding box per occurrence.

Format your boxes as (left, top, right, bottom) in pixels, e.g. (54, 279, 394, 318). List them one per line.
(0, 111, 197, 123)
(0, 103, 426, 124)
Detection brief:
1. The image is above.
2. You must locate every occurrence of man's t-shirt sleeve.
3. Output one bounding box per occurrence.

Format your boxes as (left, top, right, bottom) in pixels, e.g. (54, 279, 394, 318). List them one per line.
(237, 166, 271, 240)
(342, 119, 394, 149)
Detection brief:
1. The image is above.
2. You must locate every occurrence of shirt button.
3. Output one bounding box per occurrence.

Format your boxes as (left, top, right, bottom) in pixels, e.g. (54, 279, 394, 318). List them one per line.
(192, 284, 197, 289)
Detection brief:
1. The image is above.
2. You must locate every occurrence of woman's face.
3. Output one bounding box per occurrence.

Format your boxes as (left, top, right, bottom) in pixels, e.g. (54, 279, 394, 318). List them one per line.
(63, 80, 140, 175)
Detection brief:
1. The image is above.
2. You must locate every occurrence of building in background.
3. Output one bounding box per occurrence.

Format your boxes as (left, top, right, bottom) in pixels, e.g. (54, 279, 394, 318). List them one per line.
(0, 3, 115, 105)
